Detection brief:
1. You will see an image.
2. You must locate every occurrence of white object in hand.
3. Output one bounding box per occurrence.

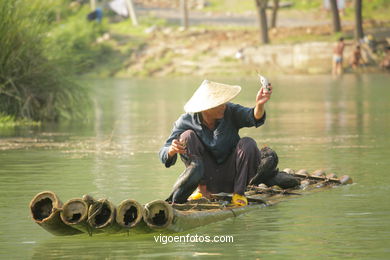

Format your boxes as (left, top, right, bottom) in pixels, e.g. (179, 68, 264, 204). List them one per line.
(258, 74, 271, 92)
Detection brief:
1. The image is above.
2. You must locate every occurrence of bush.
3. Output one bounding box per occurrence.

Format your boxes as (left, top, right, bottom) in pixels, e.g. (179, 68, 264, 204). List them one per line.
(0, 0, 89, 121)
(45, 8, 110, 73)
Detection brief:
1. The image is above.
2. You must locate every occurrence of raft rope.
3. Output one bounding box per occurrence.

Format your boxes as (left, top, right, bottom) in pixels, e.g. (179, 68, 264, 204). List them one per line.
(86, 199, 108, 236)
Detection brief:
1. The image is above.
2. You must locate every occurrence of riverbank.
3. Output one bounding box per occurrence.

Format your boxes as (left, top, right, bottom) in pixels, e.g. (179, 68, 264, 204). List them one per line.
(87, 21, 390, 77)
(79, 0, 390, 77)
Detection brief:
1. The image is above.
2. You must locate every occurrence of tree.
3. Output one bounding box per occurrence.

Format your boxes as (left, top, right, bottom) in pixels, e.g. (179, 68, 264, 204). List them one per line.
(180, 0, 189, 29)
(329, 0, 341, 32)
(354, 0, 364, 40)
(255, 0, 269, 44)
(270, 0, 279, 29)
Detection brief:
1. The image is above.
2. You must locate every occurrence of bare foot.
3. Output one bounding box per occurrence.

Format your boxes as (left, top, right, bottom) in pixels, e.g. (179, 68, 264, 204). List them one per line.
(198, 184, 212, 199)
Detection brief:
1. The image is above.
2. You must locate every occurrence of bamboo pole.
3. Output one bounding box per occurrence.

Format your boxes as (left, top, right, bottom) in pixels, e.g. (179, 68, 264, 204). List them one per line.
(211, 193, 268, 204)
(60, 197, 101, 235)
(87, 199, 122, 233)
(116, 199, 144, 229)
(143, 200, 266, 232)
(283, 168, 353, 185)
(246, 186, 302, 196)
(29, 191, 82, 236)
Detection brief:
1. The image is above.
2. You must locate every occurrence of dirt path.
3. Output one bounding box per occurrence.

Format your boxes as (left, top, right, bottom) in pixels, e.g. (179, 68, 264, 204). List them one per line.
(135, 6, 351, 28)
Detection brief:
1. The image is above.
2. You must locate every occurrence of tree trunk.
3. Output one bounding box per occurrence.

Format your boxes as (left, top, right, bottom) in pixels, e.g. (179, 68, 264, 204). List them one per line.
(255, 0, 269, 44)
(180, 0, 189, 29)
(354, 0, 364, 40)
(270, 0, 279, 28)
(329, 0, 341, 32)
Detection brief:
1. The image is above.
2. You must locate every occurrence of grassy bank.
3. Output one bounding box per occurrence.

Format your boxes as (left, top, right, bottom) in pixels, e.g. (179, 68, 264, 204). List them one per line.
(0, 0, 104, 123)
(204, 0, 390, 20)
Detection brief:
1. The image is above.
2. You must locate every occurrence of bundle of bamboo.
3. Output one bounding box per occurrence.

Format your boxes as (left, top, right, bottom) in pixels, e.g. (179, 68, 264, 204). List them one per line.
(29, 169, 353, 236)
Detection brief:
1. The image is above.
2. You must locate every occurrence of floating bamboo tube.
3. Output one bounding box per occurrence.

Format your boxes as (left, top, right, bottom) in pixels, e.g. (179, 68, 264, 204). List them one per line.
(60, 198, 91, 234)
(87, 199, 122, 233)
(143, 200, 265, 232)
(312, 169, 326, 177)
(284, 168, 353, 185)
(29, 191, 82, 236)
(115, 199, 144, 229)
(326, 173, 338, 179)
(143, 200, 173, 229)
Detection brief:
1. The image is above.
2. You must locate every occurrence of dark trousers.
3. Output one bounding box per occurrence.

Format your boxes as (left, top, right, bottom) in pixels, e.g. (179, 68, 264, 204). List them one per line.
(172, 130, 260, 198)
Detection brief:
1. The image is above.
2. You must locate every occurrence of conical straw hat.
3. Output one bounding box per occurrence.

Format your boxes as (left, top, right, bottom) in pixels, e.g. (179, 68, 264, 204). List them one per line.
(184, 80, 241, 113)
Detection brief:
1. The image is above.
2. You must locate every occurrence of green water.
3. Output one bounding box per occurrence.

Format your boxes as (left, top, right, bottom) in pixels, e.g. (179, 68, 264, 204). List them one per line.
(0, 74, 389, 259)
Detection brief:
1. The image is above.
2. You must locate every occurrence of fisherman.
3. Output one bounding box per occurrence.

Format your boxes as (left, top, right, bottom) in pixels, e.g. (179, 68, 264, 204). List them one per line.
(159, 80, 299, 206)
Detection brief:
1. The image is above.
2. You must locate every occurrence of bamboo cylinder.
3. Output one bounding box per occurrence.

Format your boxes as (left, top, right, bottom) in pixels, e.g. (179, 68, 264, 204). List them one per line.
(296, 169, 309, 176)
(326, 173, 338, 179)
(116, 199, 144, 229)
(339, 175, 353, 185)
(29, 191, 82, 236)
(282, 168, 295, 174)
(143, 199, 265, 232)
(60, 198, 91, 234)
(87, 199, 122, 233)
(289, 170, 352, 185)
(312, 169, 326, 177)
(143, 200, 174, 229)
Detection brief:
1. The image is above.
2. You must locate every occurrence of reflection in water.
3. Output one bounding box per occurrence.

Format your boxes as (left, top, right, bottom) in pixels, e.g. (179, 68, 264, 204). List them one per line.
(0, 75, 389, 259)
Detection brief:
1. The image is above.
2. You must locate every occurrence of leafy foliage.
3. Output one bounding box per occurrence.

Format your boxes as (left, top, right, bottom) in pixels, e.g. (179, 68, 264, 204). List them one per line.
(0, 0, 92, 121)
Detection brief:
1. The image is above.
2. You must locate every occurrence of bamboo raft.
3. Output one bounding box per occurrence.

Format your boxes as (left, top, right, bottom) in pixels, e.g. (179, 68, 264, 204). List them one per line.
(29, 169, 353, 236)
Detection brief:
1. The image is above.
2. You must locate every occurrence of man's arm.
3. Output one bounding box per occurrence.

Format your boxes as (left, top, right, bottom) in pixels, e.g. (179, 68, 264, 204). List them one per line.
(229, 103, 266, 129)
(254, 84, 272, 120)
(159, 115, 188, 167)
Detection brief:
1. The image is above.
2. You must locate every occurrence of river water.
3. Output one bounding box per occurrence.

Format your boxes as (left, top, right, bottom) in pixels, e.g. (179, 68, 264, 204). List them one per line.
(0, 74, 389, 259)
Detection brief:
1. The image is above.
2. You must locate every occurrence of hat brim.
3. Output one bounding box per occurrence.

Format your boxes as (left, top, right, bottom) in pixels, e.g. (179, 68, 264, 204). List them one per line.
(184, 80, 241, 113)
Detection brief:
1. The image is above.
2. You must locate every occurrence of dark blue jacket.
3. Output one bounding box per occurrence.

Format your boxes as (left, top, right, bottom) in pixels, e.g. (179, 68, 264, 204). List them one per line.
(159, 102, 266, 167)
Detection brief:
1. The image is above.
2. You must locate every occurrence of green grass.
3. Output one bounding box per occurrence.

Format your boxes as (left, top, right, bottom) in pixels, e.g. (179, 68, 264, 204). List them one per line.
(203, 0, 256, 13)
(203, 0, 323, 13)
(202, 0, 390, 19)
(0, 113, 41, 127)
(0, 0, 90, 121)
(271, 31, 351, 45)
(110, 15, 169, 35)
(329, 0, 390, 21)
(288, 0, 321, 10)
(136, 49, 175, 77)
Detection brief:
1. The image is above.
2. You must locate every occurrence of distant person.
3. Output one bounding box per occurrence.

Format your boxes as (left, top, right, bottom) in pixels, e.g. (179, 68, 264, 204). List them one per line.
(235, 48, 244, 60)
(350, 44, 365, 70)
(332, 37, 346, 75)
(87, 7, 103, 22)
(380, 46, 390, 71)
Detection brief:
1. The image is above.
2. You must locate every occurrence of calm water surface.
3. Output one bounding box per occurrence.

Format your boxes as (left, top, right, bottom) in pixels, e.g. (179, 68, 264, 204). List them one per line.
(0, 74, 389, 259)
